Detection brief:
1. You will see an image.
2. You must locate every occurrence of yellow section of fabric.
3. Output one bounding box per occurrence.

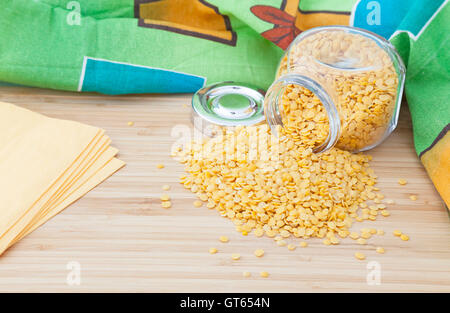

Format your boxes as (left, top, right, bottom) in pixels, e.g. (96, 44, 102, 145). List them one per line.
(138, 0, 235, 45)
(421, 131, 450, 208)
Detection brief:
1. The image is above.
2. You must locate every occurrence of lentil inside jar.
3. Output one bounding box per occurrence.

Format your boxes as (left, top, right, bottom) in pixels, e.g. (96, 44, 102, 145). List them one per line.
(266, 26, 405, 152)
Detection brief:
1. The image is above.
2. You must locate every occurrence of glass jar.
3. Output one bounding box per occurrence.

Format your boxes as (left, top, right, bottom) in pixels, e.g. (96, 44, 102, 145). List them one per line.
(264, 26, 406, 153)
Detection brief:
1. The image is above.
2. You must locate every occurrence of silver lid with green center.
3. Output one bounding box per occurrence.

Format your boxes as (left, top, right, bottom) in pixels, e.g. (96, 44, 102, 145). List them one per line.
(191, 82, 265, 136)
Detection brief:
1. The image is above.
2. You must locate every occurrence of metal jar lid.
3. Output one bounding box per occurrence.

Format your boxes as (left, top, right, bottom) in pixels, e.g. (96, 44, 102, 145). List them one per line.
(191, 82, 265, 136)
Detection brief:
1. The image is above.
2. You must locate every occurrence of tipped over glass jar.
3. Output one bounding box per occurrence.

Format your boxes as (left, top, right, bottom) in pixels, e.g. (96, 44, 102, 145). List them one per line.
(264, 26, 406, 153)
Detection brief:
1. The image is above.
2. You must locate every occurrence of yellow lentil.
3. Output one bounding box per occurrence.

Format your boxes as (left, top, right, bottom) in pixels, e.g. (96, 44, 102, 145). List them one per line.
(253, 229, 264, 237)
(409, 195, 417, 201)
(243, 271, 251, 278)
(160, 194, 170, 201)
(338, 231, 349, 238)
(231, 253, 240, 260)
(156, 164, 165, 169)
(193, 200, 203, 207)
(209, 248, 218, 254)
(162, 184, 171, 191)
(377, 229, 385, 236)
(299, 242, 308, 248)
(355, 252, 366, 260)
(277, 240, 287, 247)
(260, 271, 269, 278)
(219, 236, 229, 243)
(376, 247, 385, 254)
(287, 244, 296, 251)
(381, 210, 390, 217)
(349, 232, 360, 240)
(357, 238, 367, 245)
(161, 201, 172, 209)
(254, 249, 265, 257)
(393, 230, 402, 237)
(400, 234, 409, 241)
(398, 179, 407, 185)
(330, 237, 340, 245)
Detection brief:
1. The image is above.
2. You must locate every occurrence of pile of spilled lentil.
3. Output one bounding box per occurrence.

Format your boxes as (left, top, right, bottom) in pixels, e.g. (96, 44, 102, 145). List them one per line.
(174, 122, 395, 248)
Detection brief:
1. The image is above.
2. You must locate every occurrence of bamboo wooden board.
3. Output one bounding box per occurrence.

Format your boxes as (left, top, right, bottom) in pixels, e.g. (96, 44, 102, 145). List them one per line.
(0, 86, 448, 293)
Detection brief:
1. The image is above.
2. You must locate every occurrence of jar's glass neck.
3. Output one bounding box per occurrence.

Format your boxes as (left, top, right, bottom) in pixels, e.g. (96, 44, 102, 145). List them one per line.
(263, 73, 341, 153)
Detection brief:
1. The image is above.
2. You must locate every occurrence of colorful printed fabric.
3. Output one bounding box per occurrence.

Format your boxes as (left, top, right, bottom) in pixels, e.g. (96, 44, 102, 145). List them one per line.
(0, 0, 448, 207)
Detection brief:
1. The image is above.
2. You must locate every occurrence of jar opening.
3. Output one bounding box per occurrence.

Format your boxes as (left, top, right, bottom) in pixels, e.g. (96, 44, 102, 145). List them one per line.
(264, 74, 341, 153)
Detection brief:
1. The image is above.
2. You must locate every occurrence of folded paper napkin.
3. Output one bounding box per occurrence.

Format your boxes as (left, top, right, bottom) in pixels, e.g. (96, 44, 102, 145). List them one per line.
(0, 0, 448, 207)
(0, 102, 124, 255)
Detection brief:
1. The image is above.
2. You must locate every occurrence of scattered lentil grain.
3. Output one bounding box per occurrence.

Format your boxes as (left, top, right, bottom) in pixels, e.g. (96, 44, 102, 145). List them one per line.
(231, 253, 240, 260)
(260, 271, 269, 278)
(219, 236, 229, 243)
(355, 252, 366, 260)
(209, 248, 218, 254)
(253, 229, 264, 237)
(400, 234, 409, 241)
(254, 249, 265, 257)
(160, 194, 170, 201)
(161, 201, 171, 209)
(376, 247, 385, 254)
(357, 238, 367, 245)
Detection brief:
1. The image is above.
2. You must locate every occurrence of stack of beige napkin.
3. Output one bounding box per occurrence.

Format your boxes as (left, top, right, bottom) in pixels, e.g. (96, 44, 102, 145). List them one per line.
(0, 102, 125, 255)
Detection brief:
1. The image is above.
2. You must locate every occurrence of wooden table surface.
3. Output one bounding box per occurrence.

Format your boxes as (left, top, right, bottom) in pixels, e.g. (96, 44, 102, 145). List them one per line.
(0, 86, 448, 293)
